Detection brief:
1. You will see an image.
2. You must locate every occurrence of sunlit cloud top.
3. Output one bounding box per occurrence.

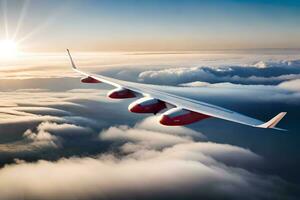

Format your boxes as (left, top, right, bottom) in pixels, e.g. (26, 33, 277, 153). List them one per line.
(1, 0, 300, 52)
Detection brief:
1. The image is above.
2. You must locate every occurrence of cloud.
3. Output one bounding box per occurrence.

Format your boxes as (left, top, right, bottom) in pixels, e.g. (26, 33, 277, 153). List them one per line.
(253, 60, 300, 68)
(0, 88, 142, 162)
(37, 121, 94, 136)
(137, 59, 300, 86)
(0, 156, 282, 200)
(99, 121, 260, 167)
(0, 84, 291, 200)
(0, 54, 299, 199)
(0, 130, 59, 156)
(179, 81, 211, 87)
(100, 125, 193, 150)
(0, 121, 96, 157)
(14, 107, 71, 116)
(0, 119, 290, 200)
(23, 126, 61, 149)
(278, 79, 300, 92)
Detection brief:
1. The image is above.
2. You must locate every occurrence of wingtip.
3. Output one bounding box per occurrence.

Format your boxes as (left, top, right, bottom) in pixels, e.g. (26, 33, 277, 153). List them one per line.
(257, 112, 287, 130)
(66, 49, 77, 69)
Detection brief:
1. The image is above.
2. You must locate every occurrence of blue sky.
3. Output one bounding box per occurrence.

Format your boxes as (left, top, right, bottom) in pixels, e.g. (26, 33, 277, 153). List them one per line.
(1, 0, 300, 51)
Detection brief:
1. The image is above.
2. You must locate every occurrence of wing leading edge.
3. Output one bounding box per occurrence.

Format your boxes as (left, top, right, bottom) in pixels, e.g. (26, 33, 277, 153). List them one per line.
(67, 49, 287, 131)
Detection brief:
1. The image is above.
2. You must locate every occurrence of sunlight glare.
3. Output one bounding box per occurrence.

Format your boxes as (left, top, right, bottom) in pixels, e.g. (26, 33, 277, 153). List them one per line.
(0, 39, 19, 59)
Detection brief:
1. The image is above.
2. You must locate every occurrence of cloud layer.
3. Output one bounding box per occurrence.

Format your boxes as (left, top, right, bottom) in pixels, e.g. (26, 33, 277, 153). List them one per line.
(0, 117, 290, 200)
(138, 60, 300, 86)
(0, 86, 294, 200)
(0, 53, 299, 199)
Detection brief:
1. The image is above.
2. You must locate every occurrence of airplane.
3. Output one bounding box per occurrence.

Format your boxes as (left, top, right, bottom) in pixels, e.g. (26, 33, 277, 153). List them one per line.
(67, 49, 287, 131)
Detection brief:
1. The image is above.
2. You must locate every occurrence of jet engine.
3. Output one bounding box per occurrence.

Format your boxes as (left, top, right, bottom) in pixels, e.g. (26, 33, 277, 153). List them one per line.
(108, 87, 136, 99)
(128, 97, 166, 114)
(81, 76, 101, 83)
(159, 107, 210, 126)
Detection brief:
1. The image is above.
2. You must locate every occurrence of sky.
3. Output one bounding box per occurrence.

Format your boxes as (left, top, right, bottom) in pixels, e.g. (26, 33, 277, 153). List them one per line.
(0, 1, 300, 200)
(1, 0, 300, 52)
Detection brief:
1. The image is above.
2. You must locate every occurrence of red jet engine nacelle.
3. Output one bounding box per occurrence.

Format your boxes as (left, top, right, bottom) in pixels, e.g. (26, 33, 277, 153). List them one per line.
(160, 107, 210, 126)
(108, 87, 136, 99)
(128, 97, 166, 114)
(81, 76, 101, 83)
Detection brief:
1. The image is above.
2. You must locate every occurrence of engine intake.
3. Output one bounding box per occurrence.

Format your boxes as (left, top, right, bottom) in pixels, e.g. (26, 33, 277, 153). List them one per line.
(128, 97, 166, 114)
(160, 107, 210, 126)
(108, 88, 136, 99)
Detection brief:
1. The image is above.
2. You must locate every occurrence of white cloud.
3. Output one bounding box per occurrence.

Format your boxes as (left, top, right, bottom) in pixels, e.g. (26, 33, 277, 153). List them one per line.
(38, 121, 93, 136)
(100, 125, 193, 150)
(253, 60, 300, 68)
(179, 81, 211, 87)
(0, 122, 287, 200)
(18, 122, 94, 151)
(278, 79, 300, 92)
(23, 127, 60, 149)
(136, 59, 300, 86)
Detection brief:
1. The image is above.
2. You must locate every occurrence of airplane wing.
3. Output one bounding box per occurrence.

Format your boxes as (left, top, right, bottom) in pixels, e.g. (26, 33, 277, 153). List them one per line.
(67, 49, 287, 131)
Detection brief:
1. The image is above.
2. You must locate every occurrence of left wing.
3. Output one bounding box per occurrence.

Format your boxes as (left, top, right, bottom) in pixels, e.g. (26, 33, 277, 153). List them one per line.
(67, 49, 287, 131)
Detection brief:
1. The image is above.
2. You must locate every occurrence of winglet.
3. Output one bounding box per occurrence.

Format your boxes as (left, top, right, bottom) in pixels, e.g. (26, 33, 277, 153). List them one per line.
(256, 112, 287, 130)
(67, 49, 77, 69)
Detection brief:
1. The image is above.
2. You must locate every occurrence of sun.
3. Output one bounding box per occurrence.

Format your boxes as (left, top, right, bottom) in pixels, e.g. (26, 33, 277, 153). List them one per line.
(0, 39, 19, 59)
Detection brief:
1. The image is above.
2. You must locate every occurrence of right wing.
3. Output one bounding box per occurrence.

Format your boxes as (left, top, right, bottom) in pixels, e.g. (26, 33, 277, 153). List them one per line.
(67, 49, 287, 131)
